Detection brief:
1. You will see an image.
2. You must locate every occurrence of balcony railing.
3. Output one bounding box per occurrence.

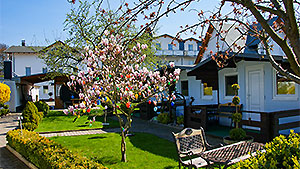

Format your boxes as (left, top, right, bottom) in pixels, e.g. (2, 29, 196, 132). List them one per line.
(155, 50, 198, 56)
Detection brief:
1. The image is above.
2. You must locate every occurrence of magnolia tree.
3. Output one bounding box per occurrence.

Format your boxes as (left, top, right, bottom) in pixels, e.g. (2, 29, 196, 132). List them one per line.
(64, 30, 180, 162)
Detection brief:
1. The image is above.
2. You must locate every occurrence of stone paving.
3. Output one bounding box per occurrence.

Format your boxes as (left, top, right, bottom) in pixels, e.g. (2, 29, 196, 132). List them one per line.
(0, 113, 29, 169)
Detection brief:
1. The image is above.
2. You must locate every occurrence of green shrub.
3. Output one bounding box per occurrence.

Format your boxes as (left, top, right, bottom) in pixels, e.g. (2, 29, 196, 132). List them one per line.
(3, 104, 9, 109)
(157, 112, 171, 124)
(22, 102, 41, 131)
(229, 128, 246, 141)
(34, 101, 49, 116)
(233, 130, 300, 168)
(0, 109, 9, 116)
(0, 103, 9, 117)
(176, 116, 184, 125)
(6, 129, 106, 169)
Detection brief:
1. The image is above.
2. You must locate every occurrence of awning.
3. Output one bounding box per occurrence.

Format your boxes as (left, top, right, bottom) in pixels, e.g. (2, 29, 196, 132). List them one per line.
(20, 73, 68, 84)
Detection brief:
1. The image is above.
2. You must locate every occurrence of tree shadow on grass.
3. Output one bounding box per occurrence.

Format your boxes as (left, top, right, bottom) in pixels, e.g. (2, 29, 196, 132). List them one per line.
(129, 133, 178, 161)
(92, 156, 119, 165)
(88, 136, 107, 139)
(76, 125, 89, 127)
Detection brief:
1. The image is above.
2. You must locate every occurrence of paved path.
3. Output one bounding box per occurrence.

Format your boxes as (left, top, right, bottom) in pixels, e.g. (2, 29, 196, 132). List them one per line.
(0, 113, 29, 169)
(41, 116, 222, 145)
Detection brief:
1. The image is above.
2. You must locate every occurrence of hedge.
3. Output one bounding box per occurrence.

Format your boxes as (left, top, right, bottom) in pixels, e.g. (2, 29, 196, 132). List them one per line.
(6, 129, 106, 169)
(233, 130, 300, 168)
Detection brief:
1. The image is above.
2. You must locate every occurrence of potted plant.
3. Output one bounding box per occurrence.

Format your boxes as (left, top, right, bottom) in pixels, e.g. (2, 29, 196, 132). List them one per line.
(223, 84, 254, 144)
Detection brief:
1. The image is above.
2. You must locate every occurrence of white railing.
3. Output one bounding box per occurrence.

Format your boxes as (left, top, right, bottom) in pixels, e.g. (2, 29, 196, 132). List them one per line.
(155, 50, 198, 56)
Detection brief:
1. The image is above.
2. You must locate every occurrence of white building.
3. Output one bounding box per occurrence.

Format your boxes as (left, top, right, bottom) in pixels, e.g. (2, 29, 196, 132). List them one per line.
(3, 40, 56, 111)
(182, 21, 300, 137)
(155, 34, 201, 66)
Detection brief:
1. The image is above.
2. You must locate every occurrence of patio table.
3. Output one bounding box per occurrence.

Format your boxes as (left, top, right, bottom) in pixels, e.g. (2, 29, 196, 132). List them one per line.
(200, 141, 264, 168)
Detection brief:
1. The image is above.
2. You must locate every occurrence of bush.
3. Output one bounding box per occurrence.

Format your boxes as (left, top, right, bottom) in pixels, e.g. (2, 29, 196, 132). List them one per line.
(234, 130, 300, 168)
(6, 129, 106, 169)
(0, 82, 11, 104)
(157, 112, 171, 124)
(0, 108, 9, 116)
(22, 102, 41, 131)
(229, 128, 246, 141)
(176, 116, 184, 125)
(34, 101, 49, 116)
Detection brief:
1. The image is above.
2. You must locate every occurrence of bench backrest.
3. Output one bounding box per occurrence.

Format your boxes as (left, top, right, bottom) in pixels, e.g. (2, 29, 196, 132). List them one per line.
(172, 128, 207, 157)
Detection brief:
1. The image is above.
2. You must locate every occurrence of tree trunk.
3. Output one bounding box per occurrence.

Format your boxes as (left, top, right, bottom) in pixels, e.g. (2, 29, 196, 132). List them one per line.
(121, 131, 127, 162)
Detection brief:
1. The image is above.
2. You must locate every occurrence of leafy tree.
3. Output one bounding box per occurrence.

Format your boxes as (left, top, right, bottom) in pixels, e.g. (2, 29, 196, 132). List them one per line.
(65, 30, 180, 162)
(102, 0, 299, 84)
(39, 0, 161, 75)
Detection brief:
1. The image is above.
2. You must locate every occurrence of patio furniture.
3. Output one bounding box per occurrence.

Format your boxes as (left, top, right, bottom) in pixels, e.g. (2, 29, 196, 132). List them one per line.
(172, 128, 264, 168)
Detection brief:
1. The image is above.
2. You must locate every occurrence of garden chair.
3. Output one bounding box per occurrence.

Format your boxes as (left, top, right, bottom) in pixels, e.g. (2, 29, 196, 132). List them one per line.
(172, 127, 263, 169)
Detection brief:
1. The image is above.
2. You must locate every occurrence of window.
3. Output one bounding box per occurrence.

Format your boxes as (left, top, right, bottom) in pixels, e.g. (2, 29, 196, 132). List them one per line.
(203, 83, 213, 96)
(181, 81, 189, 96)
(25, 67, 31, 76)
(276, 74, 295, 95)
(168, 44, 173, 50)
(156, 43, 161, 49)
(188, 44, 193, 51)
(43, 86, 49, 94)
(225, 75, 238, 96)
(42, 67, 47, 73)
(273, 70, 298, 100)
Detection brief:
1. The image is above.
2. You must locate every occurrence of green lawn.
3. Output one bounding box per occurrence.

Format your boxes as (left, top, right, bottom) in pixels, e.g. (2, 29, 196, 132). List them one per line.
(35, 111, 120, 132)
(51, 133, 179, 169)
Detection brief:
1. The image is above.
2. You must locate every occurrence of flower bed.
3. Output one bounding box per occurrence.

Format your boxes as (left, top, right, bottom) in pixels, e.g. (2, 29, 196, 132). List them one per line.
(6, 129, 106, 169)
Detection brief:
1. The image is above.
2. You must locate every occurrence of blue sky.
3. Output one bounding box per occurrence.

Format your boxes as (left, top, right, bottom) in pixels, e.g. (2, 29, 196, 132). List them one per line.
(0, 0, 225, 47)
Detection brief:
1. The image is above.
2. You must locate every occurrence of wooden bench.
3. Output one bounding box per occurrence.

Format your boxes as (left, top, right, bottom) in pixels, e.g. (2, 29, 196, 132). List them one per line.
(172, 128, 263, 168)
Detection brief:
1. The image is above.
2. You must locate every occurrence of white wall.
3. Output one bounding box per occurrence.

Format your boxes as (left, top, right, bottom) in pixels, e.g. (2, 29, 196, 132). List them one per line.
(2, 80, 22, 112)
(202, 23, 247, 62)
(155, 36, 179, 50)
(12, 53, 47, 76)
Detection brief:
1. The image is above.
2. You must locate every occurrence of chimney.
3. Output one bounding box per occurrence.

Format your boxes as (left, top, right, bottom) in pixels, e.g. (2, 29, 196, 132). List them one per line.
(21, 39, 25, 46)
(4, 61, 12, 79)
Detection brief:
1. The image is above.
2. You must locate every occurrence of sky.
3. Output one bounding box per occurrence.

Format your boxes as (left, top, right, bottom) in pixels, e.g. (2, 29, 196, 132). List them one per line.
(0, 0, 226, 47)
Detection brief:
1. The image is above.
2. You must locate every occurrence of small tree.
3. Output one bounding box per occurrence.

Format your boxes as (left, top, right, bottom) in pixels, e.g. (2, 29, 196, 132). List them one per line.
(229, 84, 246, 141)
(65, 30, 180, 162)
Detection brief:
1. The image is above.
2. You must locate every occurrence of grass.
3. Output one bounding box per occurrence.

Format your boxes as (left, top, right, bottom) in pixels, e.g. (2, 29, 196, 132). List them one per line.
(51, 133, 179, 169)
(35, 110, 120, 132)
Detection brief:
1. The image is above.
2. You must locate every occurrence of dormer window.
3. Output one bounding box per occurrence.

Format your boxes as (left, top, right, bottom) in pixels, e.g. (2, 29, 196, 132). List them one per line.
(168, 44, 173, 50)
(188, 44, 193, 51)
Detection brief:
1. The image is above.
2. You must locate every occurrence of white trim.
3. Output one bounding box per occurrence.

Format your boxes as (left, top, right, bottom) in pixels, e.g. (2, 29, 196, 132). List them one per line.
(245, 64, 264, 111)
(272, 69, 298, 100)
(201, 83, 213, 100)
(223, 72, 238, 100)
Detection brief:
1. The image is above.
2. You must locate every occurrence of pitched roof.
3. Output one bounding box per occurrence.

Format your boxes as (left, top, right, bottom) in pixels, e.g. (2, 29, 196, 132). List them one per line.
(4, 46, 44, 53)
(156, 34, 200, 42)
